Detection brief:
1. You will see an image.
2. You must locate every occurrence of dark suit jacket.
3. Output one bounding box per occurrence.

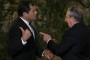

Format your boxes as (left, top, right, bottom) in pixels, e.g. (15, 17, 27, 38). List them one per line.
(8, 17, 43, 60)
(47, 22, 90, 60)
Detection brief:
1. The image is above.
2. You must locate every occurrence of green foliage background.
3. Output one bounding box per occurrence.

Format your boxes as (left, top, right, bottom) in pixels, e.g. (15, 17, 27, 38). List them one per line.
(0, 0, 90, 60)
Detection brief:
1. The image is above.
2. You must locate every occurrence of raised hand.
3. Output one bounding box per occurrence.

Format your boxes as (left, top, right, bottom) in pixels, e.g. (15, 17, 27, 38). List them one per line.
(40, 32, 52, 42)
(19, 27, 31, 41)
(44, 49, 55, 60)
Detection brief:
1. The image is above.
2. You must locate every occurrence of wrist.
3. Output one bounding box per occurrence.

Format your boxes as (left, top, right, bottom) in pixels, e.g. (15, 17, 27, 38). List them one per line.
(21, 38, 27, 45)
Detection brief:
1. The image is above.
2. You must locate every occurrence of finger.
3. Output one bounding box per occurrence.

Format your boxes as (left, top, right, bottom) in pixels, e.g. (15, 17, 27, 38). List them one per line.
(48, 56, 51, 60)
(39, 32, 46, 35)
(19, 27, 24, 33)
(47, 56, 50, 59)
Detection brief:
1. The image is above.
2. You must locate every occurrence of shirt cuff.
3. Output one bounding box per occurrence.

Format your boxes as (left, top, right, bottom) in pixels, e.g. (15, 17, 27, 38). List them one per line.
(21, 38, 27, 45)
(47, 39, 51, 44)
(42, 50, 46, 56)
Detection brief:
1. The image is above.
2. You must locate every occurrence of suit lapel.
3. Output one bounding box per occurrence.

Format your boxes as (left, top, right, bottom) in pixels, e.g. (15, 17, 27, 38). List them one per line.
(29, 23, 35, 39)
(18, 17, 35, 40)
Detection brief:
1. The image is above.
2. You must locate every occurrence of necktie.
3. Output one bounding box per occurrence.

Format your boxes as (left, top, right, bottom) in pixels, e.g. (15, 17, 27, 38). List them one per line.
(29, 23, 35, 39)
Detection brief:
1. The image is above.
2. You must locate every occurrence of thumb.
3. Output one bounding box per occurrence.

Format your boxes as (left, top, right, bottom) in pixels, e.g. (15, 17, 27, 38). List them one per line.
(19, 27, 24, 33)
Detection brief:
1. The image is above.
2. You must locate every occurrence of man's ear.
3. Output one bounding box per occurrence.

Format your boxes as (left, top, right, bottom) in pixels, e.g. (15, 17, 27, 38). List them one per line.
(71, 17, 77, 25)
(23, 12, 28, 17)
(71, 16, 74, 20)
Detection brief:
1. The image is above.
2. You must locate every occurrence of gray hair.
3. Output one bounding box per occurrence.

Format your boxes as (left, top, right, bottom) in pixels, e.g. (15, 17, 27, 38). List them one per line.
(68, 7, 83, 22)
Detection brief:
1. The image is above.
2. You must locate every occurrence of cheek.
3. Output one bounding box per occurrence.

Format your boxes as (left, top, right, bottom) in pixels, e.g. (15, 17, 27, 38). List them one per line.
(30, 13, 34, 17)
(29, 14, 34, 18)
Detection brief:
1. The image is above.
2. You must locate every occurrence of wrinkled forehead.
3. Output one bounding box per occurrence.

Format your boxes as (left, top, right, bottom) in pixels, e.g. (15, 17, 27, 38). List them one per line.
(66, 11, 71, 16)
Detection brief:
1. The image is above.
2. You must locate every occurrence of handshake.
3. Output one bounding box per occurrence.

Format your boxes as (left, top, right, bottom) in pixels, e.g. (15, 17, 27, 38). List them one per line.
(43, 49, 55, 60)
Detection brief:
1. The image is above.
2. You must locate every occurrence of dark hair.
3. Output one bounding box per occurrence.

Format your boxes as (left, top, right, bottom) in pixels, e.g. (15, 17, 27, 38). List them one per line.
(17, 0, 35, 16)
(68, 7, 83, 22)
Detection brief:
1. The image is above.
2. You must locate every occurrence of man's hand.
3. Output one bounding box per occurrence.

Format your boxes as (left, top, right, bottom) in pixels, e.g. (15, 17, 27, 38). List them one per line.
(40, 32, 52, 42)
(19, 27, 31, 41)
(44, 49, 55, 60)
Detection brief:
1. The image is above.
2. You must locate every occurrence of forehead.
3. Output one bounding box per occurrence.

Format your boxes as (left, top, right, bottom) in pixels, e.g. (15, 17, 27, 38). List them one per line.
(66, 11, 70, 15)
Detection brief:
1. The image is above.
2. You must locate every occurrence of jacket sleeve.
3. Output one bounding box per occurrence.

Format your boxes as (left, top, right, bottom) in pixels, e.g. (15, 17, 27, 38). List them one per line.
(47, 36, 77, 57)
(35, 33, 44, 57)
(8, 26, 27, 57)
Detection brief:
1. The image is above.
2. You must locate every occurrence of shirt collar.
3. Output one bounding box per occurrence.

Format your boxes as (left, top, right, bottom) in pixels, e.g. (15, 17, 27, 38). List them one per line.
(20, 17, 29, 25)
